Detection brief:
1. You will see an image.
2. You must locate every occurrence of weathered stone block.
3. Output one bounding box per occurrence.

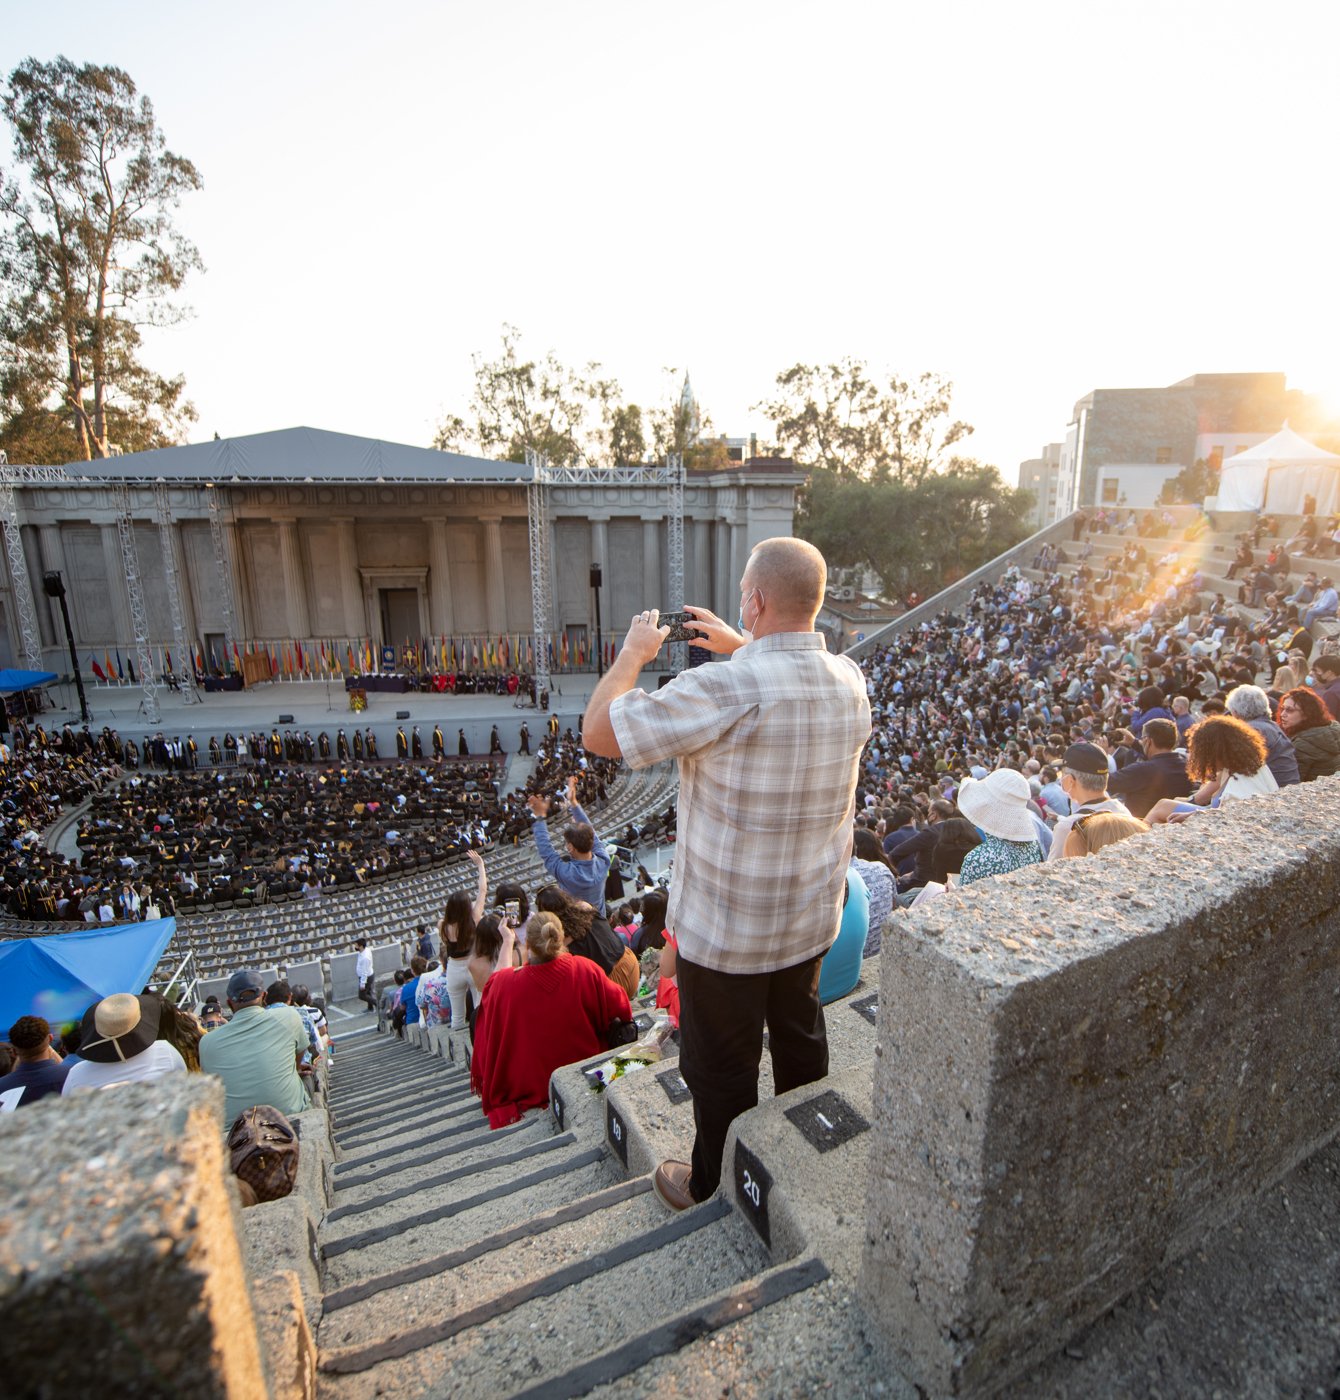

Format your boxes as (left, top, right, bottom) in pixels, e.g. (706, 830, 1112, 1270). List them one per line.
(240, 1194, 322, 1329)
(862, 785, 1340, 1396)
(251, 1270, 317, 1400)
(0, 1074, 265, 1398)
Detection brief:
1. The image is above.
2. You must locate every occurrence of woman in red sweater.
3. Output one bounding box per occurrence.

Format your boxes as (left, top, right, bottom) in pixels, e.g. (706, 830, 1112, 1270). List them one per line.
(471, 911, 630, 1128)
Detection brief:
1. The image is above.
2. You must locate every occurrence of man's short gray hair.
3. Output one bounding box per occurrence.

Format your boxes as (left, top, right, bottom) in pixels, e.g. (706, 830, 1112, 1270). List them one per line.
(1063, 766, 1108, 792)
(1225, 684, 1269, 721)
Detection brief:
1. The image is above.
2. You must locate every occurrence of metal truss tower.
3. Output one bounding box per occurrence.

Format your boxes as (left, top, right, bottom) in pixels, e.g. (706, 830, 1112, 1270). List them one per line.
(524, 454, 687, 681)
(154, 480, 200, 704)
(0, 453, 48, 673)
(525, 448, 553, 700)
(664, 453, 686, 671)
(113, 484, 161, 725)
(205, 482, 239, 655)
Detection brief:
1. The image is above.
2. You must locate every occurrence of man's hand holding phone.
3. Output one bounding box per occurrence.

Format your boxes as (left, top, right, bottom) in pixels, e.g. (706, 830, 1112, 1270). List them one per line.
(681, 605, 746, 655)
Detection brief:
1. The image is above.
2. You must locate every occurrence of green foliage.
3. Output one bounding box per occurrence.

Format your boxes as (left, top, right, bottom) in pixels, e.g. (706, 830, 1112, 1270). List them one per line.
(0, 56, 202, 462)
(608, 402, 645, 466)
(797, 459, 1033, 599)
(1160, 457, 1219, 505)
(433, 324, 620, 469)
(755, 358, 972, 484)
(436, 341, 736, 471)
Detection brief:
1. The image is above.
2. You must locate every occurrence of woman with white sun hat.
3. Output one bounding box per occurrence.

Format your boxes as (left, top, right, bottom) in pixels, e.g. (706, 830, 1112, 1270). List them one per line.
(954, 768, 1044, 887)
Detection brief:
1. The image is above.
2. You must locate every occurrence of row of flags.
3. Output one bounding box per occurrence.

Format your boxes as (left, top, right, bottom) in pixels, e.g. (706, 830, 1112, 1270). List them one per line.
(86, 634, 624, 684)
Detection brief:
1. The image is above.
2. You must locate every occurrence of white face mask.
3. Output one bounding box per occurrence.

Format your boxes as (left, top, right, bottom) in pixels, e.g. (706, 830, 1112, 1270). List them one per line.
(737, 586, 758, 640)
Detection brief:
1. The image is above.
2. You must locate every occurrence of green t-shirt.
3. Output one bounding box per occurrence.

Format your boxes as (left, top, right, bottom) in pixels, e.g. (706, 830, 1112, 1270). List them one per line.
(198, 1004, 309, 1125)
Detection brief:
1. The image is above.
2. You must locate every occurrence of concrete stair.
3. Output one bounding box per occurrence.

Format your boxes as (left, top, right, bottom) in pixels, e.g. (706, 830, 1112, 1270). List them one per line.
(313, 1022, 848, 1398)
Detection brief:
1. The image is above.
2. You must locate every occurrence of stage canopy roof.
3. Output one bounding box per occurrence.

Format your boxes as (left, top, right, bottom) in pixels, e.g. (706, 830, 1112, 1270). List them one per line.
(0, 668, 57, 693)
(0, 919, 175, 1030)
(56, 426, 528, 485)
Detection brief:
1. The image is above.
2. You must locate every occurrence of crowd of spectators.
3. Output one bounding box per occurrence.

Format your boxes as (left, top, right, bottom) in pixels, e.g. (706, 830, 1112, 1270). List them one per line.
(70, 758, 507, 915)
(843, 511, 1340, 921)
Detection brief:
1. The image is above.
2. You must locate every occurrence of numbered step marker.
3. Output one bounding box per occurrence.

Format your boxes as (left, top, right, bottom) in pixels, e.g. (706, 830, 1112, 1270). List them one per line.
(550, 1085, 566, 1131)
(657, 1066, 692, 1105)
(783, 1089, 870, 1154)
(850, 992, 879, 1026)
(734, 1141, 773, 1248)
(605, 1098, 629, 1167)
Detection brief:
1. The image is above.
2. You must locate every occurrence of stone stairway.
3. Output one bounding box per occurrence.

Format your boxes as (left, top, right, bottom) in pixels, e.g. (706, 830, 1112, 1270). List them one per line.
(312, 1029, 850, 1399)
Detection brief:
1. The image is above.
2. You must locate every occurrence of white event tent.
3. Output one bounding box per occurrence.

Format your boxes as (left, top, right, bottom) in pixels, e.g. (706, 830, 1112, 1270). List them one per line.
(1216, 423, 1340, 514)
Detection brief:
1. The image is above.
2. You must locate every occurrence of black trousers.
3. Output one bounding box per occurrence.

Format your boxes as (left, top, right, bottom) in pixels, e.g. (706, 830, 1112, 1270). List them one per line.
(676, 949, 828, 1202)
(359, 975, 376, 1011)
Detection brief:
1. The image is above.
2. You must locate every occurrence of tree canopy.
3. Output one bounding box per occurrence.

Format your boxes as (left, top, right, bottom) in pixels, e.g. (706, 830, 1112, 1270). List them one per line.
(755, 359, 972, 484)
(0, 56, 202, 464)
(434, 330, 732, 471)
(798, 459, 1034, 601)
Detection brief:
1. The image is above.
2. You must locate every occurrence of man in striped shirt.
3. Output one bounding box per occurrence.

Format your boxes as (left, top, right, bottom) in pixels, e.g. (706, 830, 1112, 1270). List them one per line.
(583, 537, 871, 1210)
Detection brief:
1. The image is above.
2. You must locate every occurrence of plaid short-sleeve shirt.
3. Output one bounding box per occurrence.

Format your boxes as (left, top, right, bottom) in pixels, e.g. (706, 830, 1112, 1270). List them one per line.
(609, 632, 871, 974)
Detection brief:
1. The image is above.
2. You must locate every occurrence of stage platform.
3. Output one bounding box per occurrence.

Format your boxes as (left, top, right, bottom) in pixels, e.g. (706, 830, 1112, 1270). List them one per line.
(30, 670, 663, 755)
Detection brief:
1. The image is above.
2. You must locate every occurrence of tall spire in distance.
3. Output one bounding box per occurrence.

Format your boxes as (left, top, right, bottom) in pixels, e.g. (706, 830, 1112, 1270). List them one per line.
(679, 369, 701, 446)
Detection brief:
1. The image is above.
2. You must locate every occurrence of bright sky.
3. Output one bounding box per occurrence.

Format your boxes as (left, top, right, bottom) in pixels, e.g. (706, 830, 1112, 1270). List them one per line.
(4, 1, 1339, 476)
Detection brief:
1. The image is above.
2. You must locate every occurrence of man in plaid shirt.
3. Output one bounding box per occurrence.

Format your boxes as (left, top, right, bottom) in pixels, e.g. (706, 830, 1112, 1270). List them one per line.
(584, 537, 871, 1210)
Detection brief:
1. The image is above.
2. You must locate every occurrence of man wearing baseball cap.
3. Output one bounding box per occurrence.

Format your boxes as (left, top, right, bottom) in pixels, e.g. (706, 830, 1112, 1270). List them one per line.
(198, 969, 310, 1125)
(1047, 742, 1132, 862)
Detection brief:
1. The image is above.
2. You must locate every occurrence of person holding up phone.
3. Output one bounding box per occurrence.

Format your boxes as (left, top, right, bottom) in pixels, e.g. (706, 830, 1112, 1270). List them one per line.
(527, 774, 611, 915)
(581, 537, 871, 1213)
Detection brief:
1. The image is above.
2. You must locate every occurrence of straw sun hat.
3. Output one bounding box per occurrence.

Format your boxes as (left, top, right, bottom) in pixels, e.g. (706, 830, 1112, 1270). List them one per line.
(955, 769, 1037, 843)
(78, 992, 161, 1063)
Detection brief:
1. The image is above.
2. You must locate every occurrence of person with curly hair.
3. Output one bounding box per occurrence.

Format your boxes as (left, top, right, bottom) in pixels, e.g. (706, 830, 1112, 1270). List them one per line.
(1146, 714, 1278, 824)
(1276, 686, 1340, 781)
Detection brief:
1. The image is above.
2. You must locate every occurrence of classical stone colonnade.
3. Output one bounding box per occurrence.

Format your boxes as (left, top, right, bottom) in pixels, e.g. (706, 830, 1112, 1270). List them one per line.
(0, 434, 802, 674)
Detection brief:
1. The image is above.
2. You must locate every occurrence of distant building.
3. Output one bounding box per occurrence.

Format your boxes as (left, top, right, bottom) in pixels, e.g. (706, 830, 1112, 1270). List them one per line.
(1016, 444, 1063, 532)
(0, 427, 802, 674)
(1054, 373, 1327, 517)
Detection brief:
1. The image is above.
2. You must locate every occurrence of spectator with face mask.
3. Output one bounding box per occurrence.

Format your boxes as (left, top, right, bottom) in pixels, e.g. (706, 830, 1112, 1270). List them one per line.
(1224, 684, 1300, 788)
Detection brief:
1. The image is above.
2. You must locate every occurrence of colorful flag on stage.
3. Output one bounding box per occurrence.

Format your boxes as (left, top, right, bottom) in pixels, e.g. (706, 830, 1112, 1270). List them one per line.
(114, 650, 124, 680)
(126, 654, 137, 683)
(90, 655, 106, 682)
(165, 648, 173, 675)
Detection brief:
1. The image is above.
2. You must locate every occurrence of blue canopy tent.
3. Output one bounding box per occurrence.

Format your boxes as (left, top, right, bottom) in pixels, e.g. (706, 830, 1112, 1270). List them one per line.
(0, 919, 176, 1030)
(0, 668, 58, 692)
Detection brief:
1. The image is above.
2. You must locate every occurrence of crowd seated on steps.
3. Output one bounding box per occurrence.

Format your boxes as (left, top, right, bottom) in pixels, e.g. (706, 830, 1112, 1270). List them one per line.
(72, 758, 509, 915)
(843, 508, 1340, 922)
(0, 723, 121, 920)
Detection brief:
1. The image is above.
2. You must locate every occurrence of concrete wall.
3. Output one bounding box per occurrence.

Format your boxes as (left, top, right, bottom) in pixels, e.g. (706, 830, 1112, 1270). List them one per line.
(861, 781, 1340, 1396)
(0, 1075, 269, 1396)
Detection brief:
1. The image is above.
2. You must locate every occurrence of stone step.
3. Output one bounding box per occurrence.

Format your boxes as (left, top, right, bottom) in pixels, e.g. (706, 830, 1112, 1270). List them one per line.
(330, 1071, 473, 1130)
(317, 1201, 773, 1399)
(328, 1112, 553, 1205)
(319, 1142, 619, 1291)
(577, 1260, 880, 1400)
(329, 1061, 469, 1112)
(321, 1178, 669, 1352)
(325, 1127, 585, 1226)
(332, 1089, 483, 1154)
